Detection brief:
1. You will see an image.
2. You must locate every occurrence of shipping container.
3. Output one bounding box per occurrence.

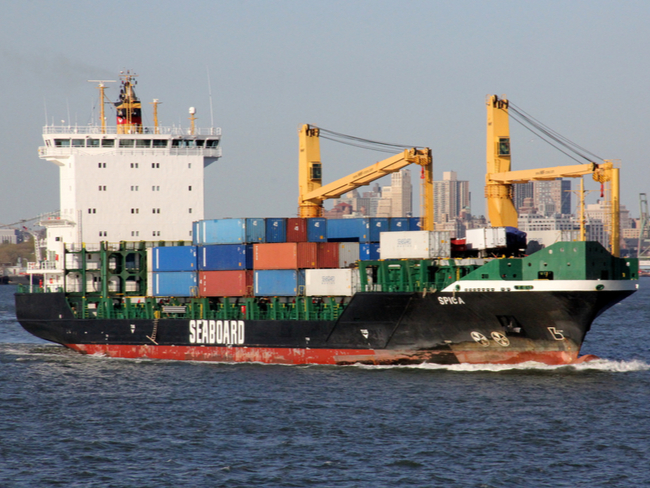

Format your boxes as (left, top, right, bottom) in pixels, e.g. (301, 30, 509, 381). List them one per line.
(198, 270, 253, 297)
(254, 269, 305, 296)
(197, 218, 246, 244)
(307, 218, 327, 242)
(465, 227, 507, 250)
(408, 217, 423, 231)
(265, 218, 287, 243)
(151, 246, 197, 272)
(199, 244, 253, 271)
(316, 242, 339, 268)
(152, 271, 198, 297)
(326, 218, 370, 242)
(305, 268, 359, 296)
(245, 218, 266, 243)
(287, 218, 308, 242)
(380, 231, 451, 259)
(192, 221, 200, 244)
(369, 218, 390, 242)
(338, 242, 360, 267)
(390, 217, 409, 231)
(253, 242, 318, 269)
(360, 243, 381, 261)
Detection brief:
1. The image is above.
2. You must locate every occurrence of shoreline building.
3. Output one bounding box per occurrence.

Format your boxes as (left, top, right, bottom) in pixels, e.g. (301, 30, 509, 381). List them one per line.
(327, 169, 413, 218)
(433, 171, 470, 224)
(514, 179, 571, 217)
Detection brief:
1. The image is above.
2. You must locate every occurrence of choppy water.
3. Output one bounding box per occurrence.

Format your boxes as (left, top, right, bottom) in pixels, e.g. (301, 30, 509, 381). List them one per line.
(1, 282, 649, 487)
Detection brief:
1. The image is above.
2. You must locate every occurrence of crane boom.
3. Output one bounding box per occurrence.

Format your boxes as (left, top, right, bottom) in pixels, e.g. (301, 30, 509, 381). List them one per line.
(485, 95, 620, 256)
(297, 124, 434, 230)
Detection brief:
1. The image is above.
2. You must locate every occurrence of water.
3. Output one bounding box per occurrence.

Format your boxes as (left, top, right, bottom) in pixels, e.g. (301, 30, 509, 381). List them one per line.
(1, 282, 649, 487)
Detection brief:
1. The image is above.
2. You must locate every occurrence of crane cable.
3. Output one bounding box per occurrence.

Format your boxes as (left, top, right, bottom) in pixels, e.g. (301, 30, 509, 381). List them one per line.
(315, 126, 424, 154)
(507, 101, 605, 165)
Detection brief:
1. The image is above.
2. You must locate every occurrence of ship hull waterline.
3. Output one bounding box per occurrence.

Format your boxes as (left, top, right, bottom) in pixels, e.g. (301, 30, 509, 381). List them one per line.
(15, 288, 634, 366)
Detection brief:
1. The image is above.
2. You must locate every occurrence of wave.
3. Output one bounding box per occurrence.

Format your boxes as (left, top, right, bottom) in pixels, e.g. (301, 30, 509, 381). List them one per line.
(351, 358, 650, 373)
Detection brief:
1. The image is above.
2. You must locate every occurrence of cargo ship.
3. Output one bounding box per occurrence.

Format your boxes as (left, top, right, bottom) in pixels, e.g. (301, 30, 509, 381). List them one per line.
(15, 77, 639, 365)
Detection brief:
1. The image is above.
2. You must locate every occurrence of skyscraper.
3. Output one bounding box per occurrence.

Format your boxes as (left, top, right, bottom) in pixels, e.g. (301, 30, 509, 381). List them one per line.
(433, 171, 470, 223)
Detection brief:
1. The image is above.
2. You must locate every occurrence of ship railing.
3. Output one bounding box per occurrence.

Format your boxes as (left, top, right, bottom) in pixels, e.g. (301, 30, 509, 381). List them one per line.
(43, 125, 222, 136)
(39, 146, 222, 158)
(27, 261, 59, 271)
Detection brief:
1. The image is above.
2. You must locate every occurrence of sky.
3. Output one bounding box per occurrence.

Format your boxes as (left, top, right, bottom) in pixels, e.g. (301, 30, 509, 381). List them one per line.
(1, 0, 649, 228)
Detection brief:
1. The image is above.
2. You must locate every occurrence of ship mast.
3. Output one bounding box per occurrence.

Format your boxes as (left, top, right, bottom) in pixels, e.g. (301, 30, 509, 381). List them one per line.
(115, 70, 142, 134)
(88, 80, 116, 133)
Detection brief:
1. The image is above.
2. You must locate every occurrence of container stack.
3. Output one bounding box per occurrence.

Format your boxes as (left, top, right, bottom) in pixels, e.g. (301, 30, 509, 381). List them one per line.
(149, 245, 198, 297)
(149, 217, 450, 298)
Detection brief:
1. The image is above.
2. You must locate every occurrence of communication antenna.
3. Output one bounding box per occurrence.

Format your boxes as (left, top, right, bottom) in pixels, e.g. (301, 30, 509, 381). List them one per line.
(88, 80, 116, 134)
(206, 66, 215, 128)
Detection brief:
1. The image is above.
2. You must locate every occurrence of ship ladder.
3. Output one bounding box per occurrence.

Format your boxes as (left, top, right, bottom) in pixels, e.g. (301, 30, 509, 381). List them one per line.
(147, 317, 159, 345)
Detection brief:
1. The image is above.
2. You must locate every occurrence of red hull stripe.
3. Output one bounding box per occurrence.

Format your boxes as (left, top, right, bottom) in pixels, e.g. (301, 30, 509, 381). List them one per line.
(65, 344, 580, 365)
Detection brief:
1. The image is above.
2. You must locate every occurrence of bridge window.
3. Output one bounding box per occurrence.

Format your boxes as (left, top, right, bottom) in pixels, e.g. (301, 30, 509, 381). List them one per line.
(87, 139, 99, 147)
(54, 139, 70, 147)
(152, 139, 168, 148)
(72, 139, 84, 147)
(119, 139, 135, 148)
(102, 139, 115, 148)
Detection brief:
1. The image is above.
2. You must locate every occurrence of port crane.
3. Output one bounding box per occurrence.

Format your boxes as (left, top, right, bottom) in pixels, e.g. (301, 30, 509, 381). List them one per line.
(297, 124, 434, 230)
(485, 95, 620, 256)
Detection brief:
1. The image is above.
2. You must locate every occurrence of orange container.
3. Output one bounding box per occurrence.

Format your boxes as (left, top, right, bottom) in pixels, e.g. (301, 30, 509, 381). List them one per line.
(253, 242, 318, 269)
(198, 270, 253, 297)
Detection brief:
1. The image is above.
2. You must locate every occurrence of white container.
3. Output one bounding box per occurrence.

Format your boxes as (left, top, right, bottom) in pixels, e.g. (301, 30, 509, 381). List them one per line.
(465, 227, 507, 250)
(337, 242, 360, 267)
(380, 231, 451, 259)
(305, 268, 359, 296)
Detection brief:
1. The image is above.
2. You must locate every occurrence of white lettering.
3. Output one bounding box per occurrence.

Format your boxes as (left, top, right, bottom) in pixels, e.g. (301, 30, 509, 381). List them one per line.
(223, 320, 230, 343)
(196, 320, 203, 343)
(238, 321, 245, 344)
(438, 296, 466, 305)
(208, 320, 216, 343)
(189, 320, 246, 345)
(216, 320, 223, 343)
(189, 320, 196, 344)
(230, 321, 238, 344)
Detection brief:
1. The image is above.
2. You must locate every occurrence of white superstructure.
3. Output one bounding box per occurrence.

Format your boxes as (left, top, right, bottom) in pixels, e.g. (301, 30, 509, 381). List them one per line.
(29, 72, 221, 289)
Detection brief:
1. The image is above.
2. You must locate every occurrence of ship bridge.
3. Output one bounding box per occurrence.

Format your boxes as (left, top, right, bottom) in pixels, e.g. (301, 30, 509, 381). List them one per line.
(39, 125, 222, 166)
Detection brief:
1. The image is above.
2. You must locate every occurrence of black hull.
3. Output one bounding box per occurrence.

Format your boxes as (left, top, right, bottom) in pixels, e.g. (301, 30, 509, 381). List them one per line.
(15, 288, 633, 365)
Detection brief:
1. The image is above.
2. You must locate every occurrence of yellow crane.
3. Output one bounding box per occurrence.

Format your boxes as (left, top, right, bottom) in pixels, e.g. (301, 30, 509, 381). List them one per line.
(485, 95, 620, 256)
(297, 124, 434, 230)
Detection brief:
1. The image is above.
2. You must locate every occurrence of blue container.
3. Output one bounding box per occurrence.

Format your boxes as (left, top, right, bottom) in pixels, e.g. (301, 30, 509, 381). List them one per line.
(198, 218, 247, 244)
(409, 217, 423, 231)
(152, 271, 198, 297)
(326, 218, 370, 243)
(152, 246, 197, 272)
(360, 243, 381, 261)
(265, 218, 287, 243)
(390, 218, 409, 231)
(246, 218, 266, 243)
(369, 218, 390, 242)
(254, 269, 305, 296)
(192, 221, 200, 244)
(307, 218, 327, 242)
(199, 244, 253, 271)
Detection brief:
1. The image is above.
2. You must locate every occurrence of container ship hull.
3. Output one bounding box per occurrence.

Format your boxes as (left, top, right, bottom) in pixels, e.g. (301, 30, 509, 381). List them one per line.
(15, 286, 634, 365)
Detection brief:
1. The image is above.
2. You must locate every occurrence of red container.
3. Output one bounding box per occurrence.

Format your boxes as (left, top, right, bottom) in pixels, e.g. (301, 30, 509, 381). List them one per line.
(254, 242, 318, 269)
(297, 242, 318, 268)
(198, 270, 253, 297)
(287, 218, 308, 242)
(316, 242, 339, 268)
